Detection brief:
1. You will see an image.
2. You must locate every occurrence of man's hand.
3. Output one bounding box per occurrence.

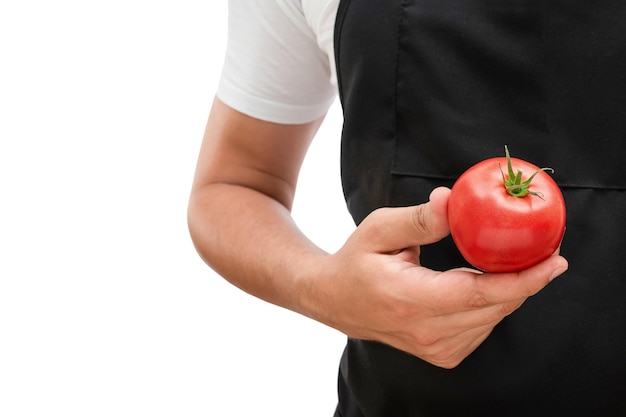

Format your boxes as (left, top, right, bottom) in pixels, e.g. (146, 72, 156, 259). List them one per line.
(189, 100, 568, 369)
(309, 187, 568, 369)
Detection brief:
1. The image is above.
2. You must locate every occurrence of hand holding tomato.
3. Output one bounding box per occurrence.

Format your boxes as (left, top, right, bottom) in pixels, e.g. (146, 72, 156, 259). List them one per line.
(448, 147, 567, 273)
(314, 188, 568, 368)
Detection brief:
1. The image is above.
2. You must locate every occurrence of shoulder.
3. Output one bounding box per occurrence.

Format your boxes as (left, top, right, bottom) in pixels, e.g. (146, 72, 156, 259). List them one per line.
(217, 0, 339, 124)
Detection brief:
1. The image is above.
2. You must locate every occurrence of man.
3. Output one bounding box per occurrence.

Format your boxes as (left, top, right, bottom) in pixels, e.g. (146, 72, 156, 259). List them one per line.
(188, 1, 626, 415)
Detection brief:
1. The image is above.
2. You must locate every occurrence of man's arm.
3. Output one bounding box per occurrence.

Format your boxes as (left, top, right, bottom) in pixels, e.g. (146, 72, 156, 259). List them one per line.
(187, 97, 328, 312)
(188, 98, 569, 368)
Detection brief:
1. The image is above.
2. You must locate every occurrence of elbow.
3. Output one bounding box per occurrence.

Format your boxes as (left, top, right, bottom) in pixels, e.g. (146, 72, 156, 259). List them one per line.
(186, 188, 214, 267)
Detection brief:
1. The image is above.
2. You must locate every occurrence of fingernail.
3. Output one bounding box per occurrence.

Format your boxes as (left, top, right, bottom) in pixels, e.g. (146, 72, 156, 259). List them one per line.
(549, 268, 568, 282)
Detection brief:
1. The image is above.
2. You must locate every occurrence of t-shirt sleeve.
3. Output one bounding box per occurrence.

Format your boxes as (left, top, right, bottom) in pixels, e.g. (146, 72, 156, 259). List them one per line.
(217, 0, 337, 124)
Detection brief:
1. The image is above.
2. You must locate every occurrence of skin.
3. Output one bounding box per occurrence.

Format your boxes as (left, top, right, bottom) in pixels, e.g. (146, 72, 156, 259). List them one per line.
(188, 97, 569, 369)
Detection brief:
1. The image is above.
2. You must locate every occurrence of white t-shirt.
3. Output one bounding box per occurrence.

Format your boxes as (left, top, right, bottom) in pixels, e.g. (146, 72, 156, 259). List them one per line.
(217, 0, 339, 124)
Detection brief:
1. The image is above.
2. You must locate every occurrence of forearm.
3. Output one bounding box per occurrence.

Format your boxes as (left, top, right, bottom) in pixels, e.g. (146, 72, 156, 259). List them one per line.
(187, 181, 328, 317)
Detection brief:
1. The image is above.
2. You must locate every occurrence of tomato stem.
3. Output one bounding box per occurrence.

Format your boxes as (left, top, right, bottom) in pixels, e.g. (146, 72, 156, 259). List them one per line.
(500, 145, 554, 200)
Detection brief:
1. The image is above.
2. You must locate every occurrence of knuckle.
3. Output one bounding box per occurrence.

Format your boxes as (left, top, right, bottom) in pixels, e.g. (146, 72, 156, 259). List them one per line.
(368, 207, 391, 224)
(410, 331, 441, 348)
(499, 299, 524, 317)
(428, 348, 463, 369)
(438, 358, 463, 370)
(361, 208, 391, 238)
(405, 320, 446, 348)
(411, 206, 430, 237)
(465, 290, 490, 309)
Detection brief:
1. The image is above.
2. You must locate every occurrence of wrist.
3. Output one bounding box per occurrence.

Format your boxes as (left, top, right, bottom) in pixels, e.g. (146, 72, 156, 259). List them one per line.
(288, 250, 336, 323)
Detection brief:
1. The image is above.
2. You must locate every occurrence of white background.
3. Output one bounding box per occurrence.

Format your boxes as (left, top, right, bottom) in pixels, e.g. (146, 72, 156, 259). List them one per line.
(0, 1, 353, 416)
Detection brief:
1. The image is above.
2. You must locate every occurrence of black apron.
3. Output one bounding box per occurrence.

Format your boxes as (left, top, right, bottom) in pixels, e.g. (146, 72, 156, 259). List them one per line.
(333, 1, 626, 416)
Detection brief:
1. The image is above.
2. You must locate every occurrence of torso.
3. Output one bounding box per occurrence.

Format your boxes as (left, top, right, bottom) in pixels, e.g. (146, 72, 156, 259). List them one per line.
(335, 1, 626, 415)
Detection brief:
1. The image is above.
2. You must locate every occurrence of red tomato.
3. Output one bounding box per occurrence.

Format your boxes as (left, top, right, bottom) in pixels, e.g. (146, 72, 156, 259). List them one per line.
(448, 147, 566, 273)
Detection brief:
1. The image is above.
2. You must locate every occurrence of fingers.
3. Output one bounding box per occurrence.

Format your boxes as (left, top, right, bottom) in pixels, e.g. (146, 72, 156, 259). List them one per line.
(336, 186, 568, 369)
(426, 254, 568, 315)
(386, 256, 567, 368)
(419, 325, 494, 369)
(360, 187, 451, 253)
(386, 323, 495, 369)
(474, 254, 568, 303)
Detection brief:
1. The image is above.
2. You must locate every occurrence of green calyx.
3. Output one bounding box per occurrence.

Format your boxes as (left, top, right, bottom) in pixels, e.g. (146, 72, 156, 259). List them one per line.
(500, 145, 554, 200)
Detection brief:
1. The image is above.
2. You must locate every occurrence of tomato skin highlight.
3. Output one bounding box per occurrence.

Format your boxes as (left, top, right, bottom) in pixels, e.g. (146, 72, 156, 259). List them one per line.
(448, 156, 566, 273)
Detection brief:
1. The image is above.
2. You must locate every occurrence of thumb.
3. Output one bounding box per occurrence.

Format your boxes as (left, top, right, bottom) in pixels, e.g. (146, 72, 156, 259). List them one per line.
(361, 187, 451, 253)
